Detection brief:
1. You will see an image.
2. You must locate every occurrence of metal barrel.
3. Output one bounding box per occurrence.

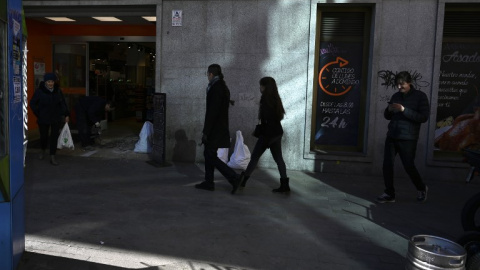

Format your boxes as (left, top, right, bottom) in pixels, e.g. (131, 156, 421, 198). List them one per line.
(405, 235, 466, 270)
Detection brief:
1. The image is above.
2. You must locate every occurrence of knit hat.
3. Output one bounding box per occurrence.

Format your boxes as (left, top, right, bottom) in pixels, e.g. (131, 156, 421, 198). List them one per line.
(43, 73, 57, 82)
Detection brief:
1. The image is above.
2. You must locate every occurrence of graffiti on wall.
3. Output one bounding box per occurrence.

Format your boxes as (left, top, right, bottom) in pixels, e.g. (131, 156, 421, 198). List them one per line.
(377, 70, 430, 102)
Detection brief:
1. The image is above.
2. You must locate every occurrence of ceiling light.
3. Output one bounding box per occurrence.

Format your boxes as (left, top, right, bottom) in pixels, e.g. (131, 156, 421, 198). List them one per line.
(92, 17, 122, 22)
(142, 16, 156, 22)
(45, 17, 75, 22)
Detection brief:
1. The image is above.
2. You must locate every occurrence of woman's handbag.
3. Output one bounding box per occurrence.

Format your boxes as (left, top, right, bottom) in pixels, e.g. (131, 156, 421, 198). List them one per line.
(253, 123, 263, 138)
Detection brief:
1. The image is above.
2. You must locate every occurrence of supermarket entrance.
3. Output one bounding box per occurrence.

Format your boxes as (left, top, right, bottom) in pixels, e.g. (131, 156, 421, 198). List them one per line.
(87, 41, 156, 122)
(51, 41, 156, 127)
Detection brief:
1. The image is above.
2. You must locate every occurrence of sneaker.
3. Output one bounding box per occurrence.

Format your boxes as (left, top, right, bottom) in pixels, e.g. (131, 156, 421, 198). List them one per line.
(417, 186, 428, 203)
(195, 181, 215, 191)
(376, 193, 395, 203)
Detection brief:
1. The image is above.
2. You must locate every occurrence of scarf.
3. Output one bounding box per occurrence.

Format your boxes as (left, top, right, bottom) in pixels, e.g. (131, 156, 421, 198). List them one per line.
(206, 76, 220, 94)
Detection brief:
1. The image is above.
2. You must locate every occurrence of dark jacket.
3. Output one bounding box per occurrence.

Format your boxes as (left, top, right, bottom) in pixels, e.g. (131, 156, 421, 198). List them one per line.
(384, 86, 430, 140)
(203, 78, 231, 149)
(259, 95, 284, 140)
(75, 96, 107, 125)
(30, 81, 69, 125)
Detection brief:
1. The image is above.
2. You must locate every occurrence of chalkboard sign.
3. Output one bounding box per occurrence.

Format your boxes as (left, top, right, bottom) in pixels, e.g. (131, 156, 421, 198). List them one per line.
(434, 42, 480, 152)
(314, 41, 363, 147)
(152, 93, 166, 164)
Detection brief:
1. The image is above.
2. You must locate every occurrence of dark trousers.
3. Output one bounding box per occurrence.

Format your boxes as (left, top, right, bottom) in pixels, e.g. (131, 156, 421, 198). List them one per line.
(204, 147, 238, 183)
(382, 137, 426, 197)
(38, 123, 61, 155)
(75, 104, 91, 147)
(244, 135, 287, 179)
(76, 115, 91, 147)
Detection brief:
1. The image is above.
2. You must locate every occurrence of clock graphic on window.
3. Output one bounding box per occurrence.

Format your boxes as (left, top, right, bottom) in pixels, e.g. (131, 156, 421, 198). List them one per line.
(318, 57, 353, 96)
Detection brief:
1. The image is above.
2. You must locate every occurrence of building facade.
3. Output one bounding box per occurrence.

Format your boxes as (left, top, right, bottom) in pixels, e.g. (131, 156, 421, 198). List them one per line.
(21, 0, 480, 182)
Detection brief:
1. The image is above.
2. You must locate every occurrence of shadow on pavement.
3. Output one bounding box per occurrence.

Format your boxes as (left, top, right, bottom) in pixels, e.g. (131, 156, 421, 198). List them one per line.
(304, 170, 480, 243)
(18, 251, 162, 270)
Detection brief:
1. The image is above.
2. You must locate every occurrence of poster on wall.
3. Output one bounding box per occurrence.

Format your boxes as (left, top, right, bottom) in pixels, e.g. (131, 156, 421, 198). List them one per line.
(34, 62, 45, 88)
(34, 62, 45, 75)
(172, 10, 182, 27)
(12, 18, 21, 75)
(13, 76, 21, 104)
(434, 42, 480, 152)
(314, 42, 363, 147)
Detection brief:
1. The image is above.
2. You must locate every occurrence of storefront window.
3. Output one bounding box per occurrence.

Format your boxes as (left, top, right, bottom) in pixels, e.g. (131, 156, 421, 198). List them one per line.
(53, 44, 87, 89)
(311, 7, 371, 153)
(433, 5, 480, 160)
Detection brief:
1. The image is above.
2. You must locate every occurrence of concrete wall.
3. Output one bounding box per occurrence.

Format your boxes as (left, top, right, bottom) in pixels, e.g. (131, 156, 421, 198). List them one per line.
(158, 0, 478, 181)
(21, 0, 478, 181)
(161, 0, 312, 173)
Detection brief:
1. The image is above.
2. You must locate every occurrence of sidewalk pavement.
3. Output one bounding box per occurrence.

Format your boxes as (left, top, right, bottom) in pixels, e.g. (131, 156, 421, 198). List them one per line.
(16, 143, 480, 270)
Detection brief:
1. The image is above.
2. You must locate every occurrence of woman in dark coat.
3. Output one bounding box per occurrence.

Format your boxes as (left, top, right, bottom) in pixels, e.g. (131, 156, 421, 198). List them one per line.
(30, 73, 70, 165)
(239, 77, 290, 192)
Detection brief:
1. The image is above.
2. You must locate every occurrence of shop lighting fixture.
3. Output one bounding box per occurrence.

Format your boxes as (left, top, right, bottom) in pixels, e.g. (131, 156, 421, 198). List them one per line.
(92, 17, 122, 22)
(46, 17, 75, 22)
(142, 16, 156, 22)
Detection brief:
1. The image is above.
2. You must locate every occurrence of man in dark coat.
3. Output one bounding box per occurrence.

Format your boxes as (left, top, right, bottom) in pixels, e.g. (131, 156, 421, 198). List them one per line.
(30, 72, 70, 165)
(195, 64, 240, 194)
(74, 96, 112, 150)
(377, 71, 430, 204)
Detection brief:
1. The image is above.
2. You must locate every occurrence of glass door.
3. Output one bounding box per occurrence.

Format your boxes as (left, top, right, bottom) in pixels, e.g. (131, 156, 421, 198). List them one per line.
(88, 42, 155, 121)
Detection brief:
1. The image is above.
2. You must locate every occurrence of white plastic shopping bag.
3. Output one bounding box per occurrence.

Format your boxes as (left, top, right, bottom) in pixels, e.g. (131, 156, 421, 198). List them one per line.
(217, 148, 229, 163)
(57, 123, 75, 150)
(134, 121, 154, 153)
(227, 130, 251, 170)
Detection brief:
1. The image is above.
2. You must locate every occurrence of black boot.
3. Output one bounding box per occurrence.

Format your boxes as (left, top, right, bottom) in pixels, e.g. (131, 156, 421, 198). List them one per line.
(272, 178, 290, 193)
(195, 181, 215, 191)
(229, 174, 242, 195)
(239, 171, 250, 189)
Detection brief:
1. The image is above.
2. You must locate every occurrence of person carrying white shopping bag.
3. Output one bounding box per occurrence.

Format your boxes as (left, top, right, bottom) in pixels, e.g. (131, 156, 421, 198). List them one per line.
(227, 130, 251, 170)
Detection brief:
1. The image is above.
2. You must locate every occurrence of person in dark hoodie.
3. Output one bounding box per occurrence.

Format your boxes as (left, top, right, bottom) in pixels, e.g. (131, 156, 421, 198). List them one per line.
(74, 96, 113, 151)
(30, 72, 70, 165)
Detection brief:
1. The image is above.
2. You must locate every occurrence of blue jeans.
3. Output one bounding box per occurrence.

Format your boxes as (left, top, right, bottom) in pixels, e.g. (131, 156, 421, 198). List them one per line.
(204, 147, 238, 183)
(244, 135, 287, 179)
(382, 137, 426, 197)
